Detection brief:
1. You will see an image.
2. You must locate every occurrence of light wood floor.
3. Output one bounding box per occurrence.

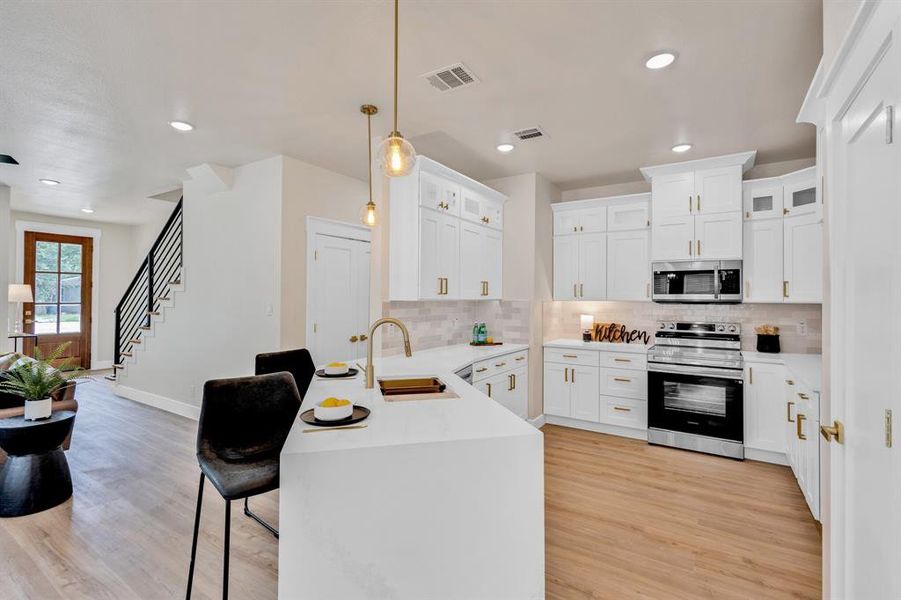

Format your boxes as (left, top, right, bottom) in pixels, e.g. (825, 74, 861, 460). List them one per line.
(0, 379, 820, 599)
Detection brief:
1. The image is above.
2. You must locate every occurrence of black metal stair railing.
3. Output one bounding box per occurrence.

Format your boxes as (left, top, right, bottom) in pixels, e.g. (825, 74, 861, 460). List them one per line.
(114, 198, 183, 370)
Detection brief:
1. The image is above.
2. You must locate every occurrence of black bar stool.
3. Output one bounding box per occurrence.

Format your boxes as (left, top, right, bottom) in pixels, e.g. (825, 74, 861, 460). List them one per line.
(185, 372, 301, 600)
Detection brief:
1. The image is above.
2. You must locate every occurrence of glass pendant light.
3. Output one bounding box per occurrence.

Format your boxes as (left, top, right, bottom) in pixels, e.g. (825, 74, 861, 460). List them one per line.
(360, 104, 379, 227)
(377, 0, 416, 177)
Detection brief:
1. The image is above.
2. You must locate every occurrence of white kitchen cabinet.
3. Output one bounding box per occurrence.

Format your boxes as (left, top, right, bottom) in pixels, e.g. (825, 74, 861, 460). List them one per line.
(782, 167, 819, 217)
(695, 165, 742, 215)
(743, 177, 784, 220)
(783, 213, 823, 303)
(553, 235, 579, 300)
(543, 362, 572, 417)
(579, 233, 607, 300)
(743, 361, 787, 454)
(695, 212, 742, 259)
(460, 222, 502, 299)
(389, 156, 506, 301)
(785, 378, 800, 475)
(570, 365, 600, 422)
(743, 219, 784, 302)
(791, 383, 820, 521)
(651, 216, 694, 261)
(474, 350, 528, 419)
(504, 365, 528, 419)
(651, 171, 695, 219)
(553, 205, 607, 235)
(607, 230, 650, 300)
(607, 202, 649, 231)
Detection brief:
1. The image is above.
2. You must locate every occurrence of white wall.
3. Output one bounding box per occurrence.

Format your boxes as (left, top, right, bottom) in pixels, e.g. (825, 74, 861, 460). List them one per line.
(0, 186, 11, 353)
(117, 156, 284, 414)
(7, 210, 144, 367)
(280, 156, 368, 350)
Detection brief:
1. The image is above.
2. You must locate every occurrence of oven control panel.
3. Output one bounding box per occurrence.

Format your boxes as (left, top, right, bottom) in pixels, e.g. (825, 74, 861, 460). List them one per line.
(657, 321, 740, 335)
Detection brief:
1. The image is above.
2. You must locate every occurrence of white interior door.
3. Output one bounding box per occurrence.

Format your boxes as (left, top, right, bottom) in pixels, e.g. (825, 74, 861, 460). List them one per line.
(831, 23, 901, 598)
(311, 233, 371, 364)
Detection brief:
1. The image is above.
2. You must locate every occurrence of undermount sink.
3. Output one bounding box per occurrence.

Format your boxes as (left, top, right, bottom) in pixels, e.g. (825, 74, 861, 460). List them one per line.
(378, 377, 447, 397)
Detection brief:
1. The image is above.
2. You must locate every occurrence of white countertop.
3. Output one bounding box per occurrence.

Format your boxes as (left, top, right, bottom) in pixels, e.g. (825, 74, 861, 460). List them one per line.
(742, 351, 822, 392)
(544, 338, 649, 353)
(282, 343, 536, 456)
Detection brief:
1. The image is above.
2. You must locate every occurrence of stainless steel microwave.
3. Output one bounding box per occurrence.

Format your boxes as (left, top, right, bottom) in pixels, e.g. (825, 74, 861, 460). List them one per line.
(651, 260, 742, 303)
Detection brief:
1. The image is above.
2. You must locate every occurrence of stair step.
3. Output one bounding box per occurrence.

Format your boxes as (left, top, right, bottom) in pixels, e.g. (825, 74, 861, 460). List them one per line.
(146, 311, 160, 316)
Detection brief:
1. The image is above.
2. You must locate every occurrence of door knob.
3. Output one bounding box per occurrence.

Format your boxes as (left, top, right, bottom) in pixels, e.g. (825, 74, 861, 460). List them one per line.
(820, 420, 845, 444)
(349, 335, 359, 343)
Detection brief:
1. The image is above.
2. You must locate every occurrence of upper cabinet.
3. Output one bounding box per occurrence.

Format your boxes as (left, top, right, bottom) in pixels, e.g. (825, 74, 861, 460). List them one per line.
(552, 193, 650, 301)
(389, 156, 506, 301)
(641, 151, 756, 262)
(742, 167, 822, 304)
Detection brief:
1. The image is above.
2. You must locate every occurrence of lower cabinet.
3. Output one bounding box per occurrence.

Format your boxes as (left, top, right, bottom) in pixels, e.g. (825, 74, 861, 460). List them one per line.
(785, 378, 820, 521)
(474, 351, 528, 419)
(743, 361, 787, 454)
(543, 362, 599, 421)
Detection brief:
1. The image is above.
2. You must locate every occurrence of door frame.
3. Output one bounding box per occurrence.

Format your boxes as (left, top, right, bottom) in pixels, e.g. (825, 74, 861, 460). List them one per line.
(16, 220, 103, 369)
(304, 217, 372, 354)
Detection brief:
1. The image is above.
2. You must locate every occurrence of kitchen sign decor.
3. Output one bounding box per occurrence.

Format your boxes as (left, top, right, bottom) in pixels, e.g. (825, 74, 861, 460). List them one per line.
(591, 322, 650, 345)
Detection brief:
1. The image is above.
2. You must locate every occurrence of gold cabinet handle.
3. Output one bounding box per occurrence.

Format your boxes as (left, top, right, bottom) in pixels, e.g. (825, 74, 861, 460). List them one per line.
(508, 374, 514, 391)
(689, 196, 692, 213)
(580, 225, 584, 232)
(360, 334, 368, 341)
(564, 367, 568, 383)
(515, 356, 526, 361)
(495, 362, 506, 367)
(481, 216, 490, 224)
(786, 379, 795, 385)
(512, 373, 516, 390)
(573, 283, 577, 297)
(783, 280, 789, 298)
(689, 240, 693, 256)
(438, 277, 443, 295)
(475, 367, 488, 373)
(749, 367, 753, 385)
(613, 377, 632, 383)
(573, 226, 578, 232)
(614, 358, 631, 363)
(820, 420, 845, 444)
(787, 400, 795, 422)
(580, 283, 584, 297)
(796, 413, 807, 440)
(783, 207, 790, 215)
(745, 280, 750, 297)
(697, 239, 701, 256)
(562, 354, 578, 359)
(486, 382, 492, 398)
(798, 392, 809, 400)
(697, 194, 701, 212)
(646, 282, 650, 298)
(614, 406, 632, 412)
(349, 335, 359, 342)
(571, 368, 576, 383)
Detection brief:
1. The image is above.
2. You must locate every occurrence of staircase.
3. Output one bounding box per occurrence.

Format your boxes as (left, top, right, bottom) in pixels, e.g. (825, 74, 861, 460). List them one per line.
(106, 199, 183, 381)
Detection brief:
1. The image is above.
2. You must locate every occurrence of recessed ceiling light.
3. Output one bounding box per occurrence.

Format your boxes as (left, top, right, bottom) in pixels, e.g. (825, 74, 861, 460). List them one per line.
(671, 143, 693, 153)
(645, 52, 676, 70)
(168, 120, 194, 131)
(496, 143, 514, 153)
(39, 179, 60, 186)
(81, 208, 95, 214)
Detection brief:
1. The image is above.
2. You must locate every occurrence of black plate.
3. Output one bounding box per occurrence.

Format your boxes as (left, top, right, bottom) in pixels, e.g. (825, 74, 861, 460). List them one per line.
(300, 405, 370, 427)
(315, 368, 359, 378)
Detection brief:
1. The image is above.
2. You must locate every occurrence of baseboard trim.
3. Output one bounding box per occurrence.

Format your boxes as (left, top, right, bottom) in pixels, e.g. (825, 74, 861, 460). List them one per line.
(91, 360, 113, 371)
(113, 385, 200, 420)
(544, 415, 648, 441)
(745, 447, 789, 466)
(528, 414, 546, 429)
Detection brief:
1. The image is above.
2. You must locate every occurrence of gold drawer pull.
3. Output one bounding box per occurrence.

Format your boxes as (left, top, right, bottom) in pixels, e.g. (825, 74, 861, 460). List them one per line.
(797, 413, 807, 440)
(613, 377, 632, 383)
(787, 401, 795, 422)
(562, 354, 578, 359)
(798, 392, 809, 400)
(515, 356, 526, 361)
(786, 379, 795, 385)
(614, 406, 632, 412)
(475, 367, 488, 373)
(613, 358, 632, 363)
(495, 362, 506, 367)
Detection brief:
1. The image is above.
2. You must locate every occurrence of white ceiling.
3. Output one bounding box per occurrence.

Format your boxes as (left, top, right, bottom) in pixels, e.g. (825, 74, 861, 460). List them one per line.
(0, 0, 821, 224)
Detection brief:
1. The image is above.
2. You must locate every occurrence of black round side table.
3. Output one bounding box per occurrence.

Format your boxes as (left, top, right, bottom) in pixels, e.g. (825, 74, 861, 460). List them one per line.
(0, 410, 75, 517)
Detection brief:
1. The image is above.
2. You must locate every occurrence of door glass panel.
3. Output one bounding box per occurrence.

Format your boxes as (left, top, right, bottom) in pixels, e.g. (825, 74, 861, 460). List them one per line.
(792, 187, 816, 207)
(34, 305, 58, 334)
(663, 381, 726, 416)
(60, 244, 82, 272)
(752, 195, 773, 212)
(59, 304, 81, 333)
(36, 242, 59, 272)
(35, 273, 59, 303)
(60, 274, 81, 303)
(653, 268, 716, 295)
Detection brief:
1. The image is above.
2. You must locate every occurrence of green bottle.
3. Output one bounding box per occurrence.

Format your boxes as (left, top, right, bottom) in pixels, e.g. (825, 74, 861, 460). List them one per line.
(478, 322, 488, 344)
(472, 322, 480, 345)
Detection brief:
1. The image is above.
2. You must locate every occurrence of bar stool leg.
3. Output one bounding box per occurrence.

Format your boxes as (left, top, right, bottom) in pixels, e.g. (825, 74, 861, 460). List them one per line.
(186, 473, 205, 600)
(243, 497, 279, 538)
(223, 499, 231, 600)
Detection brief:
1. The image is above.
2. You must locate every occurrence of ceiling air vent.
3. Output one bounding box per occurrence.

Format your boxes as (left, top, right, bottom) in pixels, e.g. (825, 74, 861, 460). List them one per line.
(421, 63, 479, 92)
(512, 127, 547, 141)
(0, 154, 19, 165)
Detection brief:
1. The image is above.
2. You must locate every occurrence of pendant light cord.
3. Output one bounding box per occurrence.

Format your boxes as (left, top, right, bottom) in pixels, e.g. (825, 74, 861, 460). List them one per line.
(367, 112, 373, 204)
(393, 0, 399, 134)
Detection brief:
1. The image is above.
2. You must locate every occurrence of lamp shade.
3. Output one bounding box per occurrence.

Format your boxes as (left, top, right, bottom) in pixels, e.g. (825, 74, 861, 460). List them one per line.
(8, 284, 33, 303)
(580, 314, 594, 332)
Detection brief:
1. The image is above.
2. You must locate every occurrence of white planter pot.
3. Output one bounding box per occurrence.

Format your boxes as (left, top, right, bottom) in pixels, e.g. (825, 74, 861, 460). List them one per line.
(24, 398, 52, 421)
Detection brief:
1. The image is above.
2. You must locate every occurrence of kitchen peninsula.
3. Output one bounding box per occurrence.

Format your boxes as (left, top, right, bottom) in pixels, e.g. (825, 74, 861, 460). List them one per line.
(278, 344, 544, 599)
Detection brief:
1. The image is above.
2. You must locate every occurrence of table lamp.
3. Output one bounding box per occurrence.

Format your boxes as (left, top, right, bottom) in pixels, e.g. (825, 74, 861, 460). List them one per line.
(8, 284, 33, 333)
(580, 314, 594, 342)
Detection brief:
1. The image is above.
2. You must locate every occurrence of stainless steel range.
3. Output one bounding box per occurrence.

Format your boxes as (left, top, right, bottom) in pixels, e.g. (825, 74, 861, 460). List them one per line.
(647, 321, 745, 459)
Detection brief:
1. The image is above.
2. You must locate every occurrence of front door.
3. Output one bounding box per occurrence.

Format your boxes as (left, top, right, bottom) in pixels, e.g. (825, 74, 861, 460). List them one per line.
(23, 232, 93, 369)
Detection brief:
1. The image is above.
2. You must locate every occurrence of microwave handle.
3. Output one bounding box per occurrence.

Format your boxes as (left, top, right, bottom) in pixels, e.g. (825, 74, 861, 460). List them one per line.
(714, 266, 721, 299)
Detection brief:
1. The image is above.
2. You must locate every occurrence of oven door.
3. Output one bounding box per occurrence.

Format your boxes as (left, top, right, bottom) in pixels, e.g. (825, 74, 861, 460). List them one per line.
(648, 363, 744, 443)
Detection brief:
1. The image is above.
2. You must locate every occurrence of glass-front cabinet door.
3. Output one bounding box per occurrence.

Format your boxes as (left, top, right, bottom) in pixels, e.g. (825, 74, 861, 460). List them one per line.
(742, 178, 783, 220)
(782, 167, 819, 217)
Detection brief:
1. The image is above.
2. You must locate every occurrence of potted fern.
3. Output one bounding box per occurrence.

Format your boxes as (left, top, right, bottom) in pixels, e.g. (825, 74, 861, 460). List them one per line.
(0, 343, 83, 420)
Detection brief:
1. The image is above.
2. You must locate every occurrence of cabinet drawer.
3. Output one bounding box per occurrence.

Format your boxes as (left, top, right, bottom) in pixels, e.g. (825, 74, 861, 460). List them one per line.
(599, 368, 647, 400)
(598, 396, 647, 429)
(544, 348, 600, 367)
(598, 351, 647, 370)
(472, 350, 528, 382)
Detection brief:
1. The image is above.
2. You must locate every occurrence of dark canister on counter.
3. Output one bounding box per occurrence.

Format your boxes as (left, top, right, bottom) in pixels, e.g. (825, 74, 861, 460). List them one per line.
(756, 334, 781, 353)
